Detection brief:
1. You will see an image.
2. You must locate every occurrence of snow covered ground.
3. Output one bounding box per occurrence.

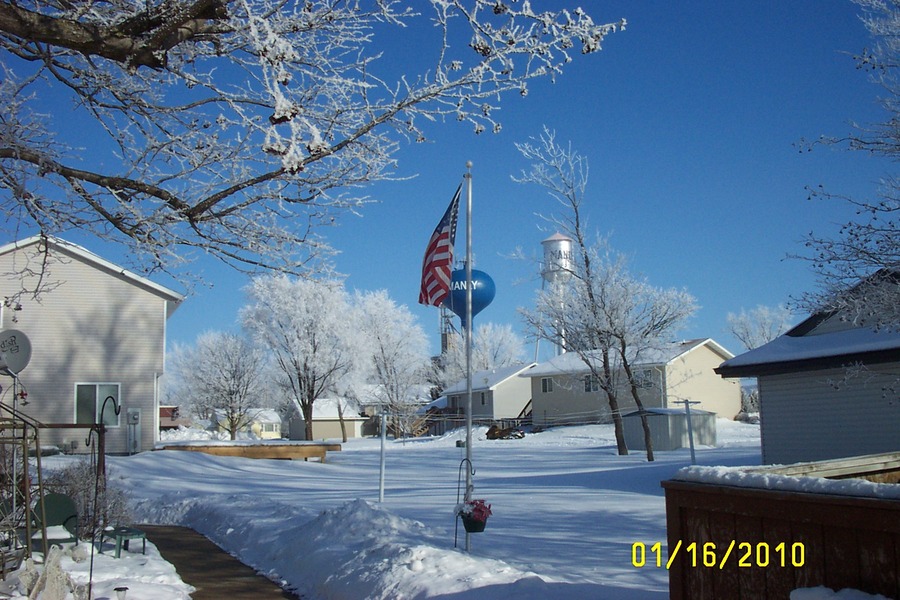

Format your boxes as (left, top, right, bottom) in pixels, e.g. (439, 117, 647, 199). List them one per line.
(1, 420, 890, 599)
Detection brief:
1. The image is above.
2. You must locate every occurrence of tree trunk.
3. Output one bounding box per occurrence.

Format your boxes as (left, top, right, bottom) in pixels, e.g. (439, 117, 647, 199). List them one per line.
(621, 357, 654, 462)
(302, 400, 314, 441)
(638, 411, 654, 462)
(601, 351, 628, 455)
(606, 393, 628, 455)
(337, 400, 348, 443)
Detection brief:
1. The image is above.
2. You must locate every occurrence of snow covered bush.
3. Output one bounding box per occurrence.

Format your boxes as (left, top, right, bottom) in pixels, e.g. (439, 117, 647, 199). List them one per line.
(43, 459, 132, 540)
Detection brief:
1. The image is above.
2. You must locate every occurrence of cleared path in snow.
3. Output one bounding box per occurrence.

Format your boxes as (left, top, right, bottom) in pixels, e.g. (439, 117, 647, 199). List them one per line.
(140, 524, 302, 599)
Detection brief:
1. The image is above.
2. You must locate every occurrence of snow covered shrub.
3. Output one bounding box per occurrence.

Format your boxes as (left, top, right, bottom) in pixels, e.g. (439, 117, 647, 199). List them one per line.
(43, 459, 132, 540)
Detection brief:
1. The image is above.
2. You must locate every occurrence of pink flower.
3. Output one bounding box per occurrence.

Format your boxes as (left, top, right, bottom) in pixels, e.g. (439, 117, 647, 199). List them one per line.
(458, 499, 492, 523)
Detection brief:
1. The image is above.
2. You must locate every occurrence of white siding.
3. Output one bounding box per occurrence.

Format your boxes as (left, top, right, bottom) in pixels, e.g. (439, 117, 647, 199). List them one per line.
(758, 365, 900, 464)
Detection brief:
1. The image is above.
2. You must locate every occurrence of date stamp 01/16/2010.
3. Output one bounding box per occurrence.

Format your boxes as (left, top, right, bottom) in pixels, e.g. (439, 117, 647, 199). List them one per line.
(631, 541, 806, 570)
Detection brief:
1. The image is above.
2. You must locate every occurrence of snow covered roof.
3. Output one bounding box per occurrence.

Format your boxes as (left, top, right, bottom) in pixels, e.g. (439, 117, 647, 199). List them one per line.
(527, 339, 731, 378)
(717, 326, 900, 378)
(442, 363, 536, 395)
(300, 398, 367, 421)
(213, 408, 281, 424)
(353, 383, 433, 406)
(716, 317, 900, 378)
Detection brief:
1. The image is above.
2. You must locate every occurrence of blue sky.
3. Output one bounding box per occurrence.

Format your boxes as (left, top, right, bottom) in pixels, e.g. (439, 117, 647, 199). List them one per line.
(54, 1, 894, 359)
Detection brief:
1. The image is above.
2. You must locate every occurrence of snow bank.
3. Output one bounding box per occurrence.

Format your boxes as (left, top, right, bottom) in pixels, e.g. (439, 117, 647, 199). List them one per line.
(674, 465, 900, 500)
(286, 499, 550, 600)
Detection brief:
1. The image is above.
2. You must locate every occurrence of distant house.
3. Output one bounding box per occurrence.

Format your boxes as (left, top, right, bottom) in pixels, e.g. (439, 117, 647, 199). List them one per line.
(527, 339, 740, 428)
(212, 408, 283, 440)
(159, 405, 193, 431)
(443, 363, 536, 420)
(0, 235, 183, 454)
(715, 301, 900, 465)
(288, 398, 368, 440)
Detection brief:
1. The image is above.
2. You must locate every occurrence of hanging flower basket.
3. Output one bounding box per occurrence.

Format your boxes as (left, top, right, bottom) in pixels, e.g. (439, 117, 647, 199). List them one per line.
(457, 499, 492, 533)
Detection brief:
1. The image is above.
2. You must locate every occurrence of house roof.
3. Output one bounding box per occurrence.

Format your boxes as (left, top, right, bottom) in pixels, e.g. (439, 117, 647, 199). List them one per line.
(718, 268, 900, 378)
(213, 408, 281, 424)
(353, 383, 433, 405)
(0, 235, 184, 317)
(296, 397, 368, 421)
(715, 323, 900, 378)
(442, 363, 536, 395)
(622, 407, 715, 417)
(527, 339, 732, 378)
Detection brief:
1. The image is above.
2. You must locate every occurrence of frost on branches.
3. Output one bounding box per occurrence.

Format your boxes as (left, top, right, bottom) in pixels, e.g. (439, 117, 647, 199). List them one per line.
(0, 0, 625, 283)
(802, 0, 900, 329)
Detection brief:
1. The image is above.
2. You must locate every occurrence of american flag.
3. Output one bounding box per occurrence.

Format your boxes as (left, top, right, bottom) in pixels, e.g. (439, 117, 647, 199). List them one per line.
(418, 185, 461, 306)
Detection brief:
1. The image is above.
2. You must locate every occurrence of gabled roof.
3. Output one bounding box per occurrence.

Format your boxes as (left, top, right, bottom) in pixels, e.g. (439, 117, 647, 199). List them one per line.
(298, 397, 368, 421)
(0, 235, 184, 316)
(716, 279, 900, 378)
(715, 323, 900, 378)
(443, 363, 536, 395)
(527, 339, 732, 378)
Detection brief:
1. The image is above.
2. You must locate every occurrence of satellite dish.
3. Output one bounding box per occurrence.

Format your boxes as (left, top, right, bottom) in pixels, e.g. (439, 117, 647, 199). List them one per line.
(0, 329, 32, 375)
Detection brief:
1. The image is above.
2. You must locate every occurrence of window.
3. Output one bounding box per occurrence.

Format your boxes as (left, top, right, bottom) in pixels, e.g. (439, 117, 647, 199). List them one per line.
(480, 392, 486, 406)
(541, 377, 553, 393)
(75, 383, 121, 426)
(262, 423, 279, 433)
(634, 369, 654, 389)
(583, 375, 600, 393)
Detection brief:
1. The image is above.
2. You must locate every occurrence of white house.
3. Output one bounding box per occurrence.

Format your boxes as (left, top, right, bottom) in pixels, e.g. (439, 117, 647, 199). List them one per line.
(716, 306, 900, 465)
(526, 339, 740, 428)
(0, 235, 183, 454)
(211, 408, 283, 440)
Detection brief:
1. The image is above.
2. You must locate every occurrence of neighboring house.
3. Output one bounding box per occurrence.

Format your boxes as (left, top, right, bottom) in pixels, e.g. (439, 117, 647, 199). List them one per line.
(442, 363, 536, 420)
(159, 405, 193, 431)
(527, 339, 740, 428)
(426, 363, 536, 436)
(212, 408, 283, 439)
(0, 235, 183, 454)
(715, 305, 900, 465)
(288, 398, 368, 440)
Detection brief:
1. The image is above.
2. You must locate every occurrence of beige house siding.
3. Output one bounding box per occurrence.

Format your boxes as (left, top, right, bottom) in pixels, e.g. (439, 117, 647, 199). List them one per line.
(665, 348, 741, 418)
(529, 340, 739, 428)
(530, 373, 611, 426)
(758, 366, 900, 465)
(0, 237, 181, 454)
(290, 417, 365, 440)
(449, 375, 532, 420)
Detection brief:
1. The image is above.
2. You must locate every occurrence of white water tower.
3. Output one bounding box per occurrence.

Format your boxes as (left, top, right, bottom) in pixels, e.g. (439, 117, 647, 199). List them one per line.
(541, 233, 574, 285)
(539, 233, 574, 356)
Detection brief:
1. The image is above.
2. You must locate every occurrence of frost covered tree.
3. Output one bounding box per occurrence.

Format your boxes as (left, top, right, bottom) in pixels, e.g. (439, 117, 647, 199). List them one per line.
(726, 304, 793, 351)
(803, 0, 900, 327)
(242, 274, 361, 440)
(168, 330, 267, 439)
(516, 128, 696, 461)
(355, 290, 430, 438)
(0, 0, 625, 285)
(434, 322, 526, 392)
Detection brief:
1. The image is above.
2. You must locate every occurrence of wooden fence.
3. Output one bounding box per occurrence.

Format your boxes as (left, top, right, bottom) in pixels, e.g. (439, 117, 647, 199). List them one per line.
(662, 476, 900, 599)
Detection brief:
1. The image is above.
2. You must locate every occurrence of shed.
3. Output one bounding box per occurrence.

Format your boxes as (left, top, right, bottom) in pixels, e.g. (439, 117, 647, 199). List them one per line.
(715, 272, 900, 464)
(622, 408, 716, 452)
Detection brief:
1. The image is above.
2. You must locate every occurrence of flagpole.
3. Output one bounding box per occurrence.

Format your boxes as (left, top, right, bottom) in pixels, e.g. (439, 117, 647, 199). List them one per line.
(464, 161, 473, 552)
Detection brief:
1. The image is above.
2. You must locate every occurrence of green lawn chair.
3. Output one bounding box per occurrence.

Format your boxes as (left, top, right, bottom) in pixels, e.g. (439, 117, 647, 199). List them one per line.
(32, 493, 78, 553)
